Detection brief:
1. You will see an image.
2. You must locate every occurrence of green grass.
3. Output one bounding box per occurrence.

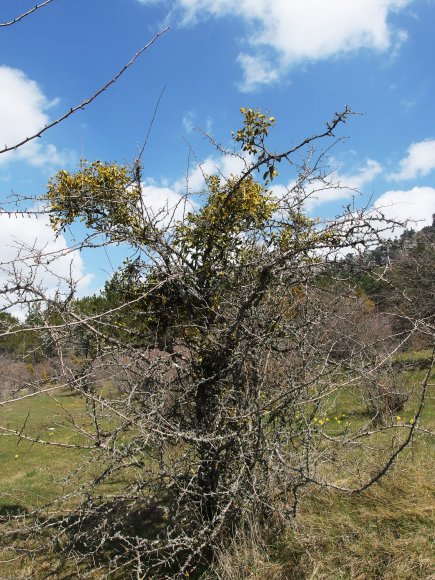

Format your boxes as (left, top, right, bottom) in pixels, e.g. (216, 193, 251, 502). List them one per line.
(209, 363, 435, 579)
(394, 348, 434, 370)
(284, 455, 435, 579)
(0, 391, 87, 511)
(0, 360, 434, 579)
(210, 455, 435, 579)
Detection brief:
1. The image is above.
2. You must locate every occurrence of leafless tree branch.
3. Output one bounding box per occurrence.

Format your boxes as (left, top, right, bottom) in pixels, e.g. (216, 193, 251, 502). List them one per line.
(0, 26, 170, 155)
(0, 0, 56, 27)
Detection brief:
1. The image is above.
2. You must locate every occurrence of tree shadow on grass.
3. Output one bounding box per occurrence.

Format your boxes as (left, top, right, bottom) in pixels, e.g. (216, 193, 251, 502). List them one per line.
(0, 502, 28, 517)
(6, 492, 212, 579)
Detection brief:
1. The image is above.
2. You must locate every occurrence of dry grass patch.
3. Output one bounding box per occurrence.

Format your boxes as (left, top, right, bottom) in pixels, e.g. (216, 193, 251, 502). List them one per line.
(208, 452, 434, 580)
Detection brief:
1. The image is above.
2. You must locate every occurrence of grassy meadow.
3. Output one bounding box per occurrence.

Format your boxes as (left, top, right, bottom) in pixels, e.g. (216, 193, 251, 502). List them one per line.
(0, 354, 434, 579)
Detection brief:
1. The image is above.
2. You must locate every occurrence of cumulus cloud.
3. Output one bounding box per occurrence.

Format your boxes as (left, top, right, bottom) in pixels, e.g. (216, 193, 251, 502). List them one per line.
(144, 152, 384, 220)
(388, 139, 435, 181)
(313, 185, 434, 250)
(340, 159, 383, 191)
(270, 159, 383, 208)
(0, 212, 92, 318)
(138, 0, 414, 90)
(141, 181, 195, 226)
(372, 186, 435, 230)
(236, 54, 281, 92)
(0, 66, 71, 168)
(171, 152, 252, 193)
(136, 147, 434, 246)
(140, 152, 254, 225)
(312, 158, 383, 205)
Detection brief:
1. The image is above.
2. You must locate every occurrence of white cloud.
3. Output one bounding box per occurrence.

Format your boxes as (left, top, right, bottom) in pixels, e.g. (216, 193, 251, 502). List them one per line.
(270, 159, 383, 208)
(388, 139, 435, 181)
(372, 186, 435, 230)
(0, 212, 92, 318)
(139, 0, 414, 90)
(337, 159, 383, 192)
(148, 154, 383, 215)
(205, 116, 214, 134)
(140, 152, 253, 224)
(171, 152, 252, 193)
(312, 158, 382, 206)
(0, 66, 71, 168)
(236, 54, 281, 92)
(182, 110, 196, 133)
(141, 182, 194, 225)
(182, 112, 214, 135)
(139, 152, 433, 240)
(137, 148, 433, 245)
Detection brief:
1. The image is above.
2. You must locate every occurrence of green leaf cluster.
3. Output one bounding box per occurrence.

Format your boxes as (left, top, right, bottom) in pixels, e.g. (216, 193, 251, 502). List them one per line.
(233, 107, 278, 183)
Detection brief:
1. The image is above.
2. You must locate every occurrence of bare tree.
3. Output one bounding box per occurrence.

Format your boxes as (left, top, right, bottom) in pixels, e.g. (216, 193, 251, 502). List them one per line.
(0, 105, 433, 578)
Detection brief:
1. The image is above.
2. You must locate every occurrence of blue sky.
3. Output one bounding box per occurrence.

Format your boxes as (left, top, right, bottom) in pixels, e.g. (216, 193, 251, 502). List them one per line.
(0, 0, 434, 300)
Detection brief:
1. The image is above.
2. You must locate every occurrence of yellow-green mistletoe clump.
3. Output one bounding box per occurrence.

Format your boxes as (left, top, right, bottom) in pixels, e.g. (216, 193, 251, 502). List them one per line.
(47, 160, 143, 240)
(204, 173, 277, 228)
(177, 174, 278, 259)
